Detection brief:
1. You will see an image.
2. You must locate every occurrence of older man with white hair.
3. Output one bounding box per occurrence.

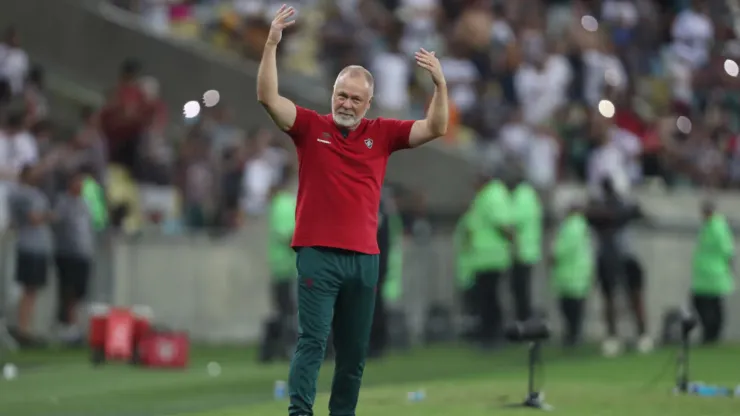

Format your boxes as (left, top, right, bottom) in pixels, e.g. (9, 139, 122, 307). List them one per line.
(256, 5, 449, 416)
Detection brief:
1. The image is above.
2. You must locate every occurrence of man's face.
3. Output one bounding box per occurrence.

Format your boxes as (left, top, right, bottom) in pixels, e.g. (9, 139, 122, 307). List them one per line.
(332, 75, 372, 128)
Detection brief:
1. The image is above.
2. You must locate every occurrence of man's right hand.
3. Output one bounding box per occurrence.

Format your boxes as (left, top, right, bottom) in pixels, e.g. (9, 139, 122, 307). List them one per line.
(267, 5, 296, 46)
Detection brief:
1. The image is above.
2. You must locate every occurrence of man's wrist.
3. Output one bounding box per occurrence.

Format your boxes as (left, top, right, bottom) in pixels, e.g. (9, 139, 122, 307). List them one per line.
(434, 81, 447, 90)
(264, 41, 279, 49)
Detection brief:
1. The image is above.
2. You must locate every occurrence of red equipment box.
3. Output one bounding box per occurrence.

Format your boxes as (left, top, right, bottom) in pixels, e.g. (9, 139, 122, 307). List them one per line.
(88, 304, 155, 365)
(138, 331, 190, 369)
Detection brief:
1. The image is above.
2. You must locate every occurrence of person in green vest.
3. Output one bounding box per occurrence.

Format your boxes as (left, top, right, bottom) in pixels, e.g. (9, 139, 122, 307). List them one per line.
(551, 204, 594, 347)
(369, 187, 404, 358)
(80, 166, 108, 231)
(468, 172, 513, 346)
(268, 165, 298, 325)
(509, 171, 543, 322)
(453, 208, 477, 341)
(382, 209, 404, 306)
(692, 200, 735, 344)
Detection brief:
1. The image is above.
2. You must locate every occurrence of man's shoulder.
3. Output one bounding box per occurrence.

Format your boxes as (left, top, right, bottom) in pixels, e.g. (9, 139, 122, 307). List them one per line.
(293, 106, 332, 133)
(296, 106, 330, 122)
(369, 117, 413, 129)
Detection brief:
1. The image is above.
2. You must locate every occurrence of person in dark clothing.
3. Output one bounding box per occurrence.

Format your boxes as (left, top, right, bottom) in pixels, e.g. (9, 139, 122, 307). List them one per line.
(52, 170, 95, 345)
(585, 176, 652, 356)
(369, 187, 393, 358)
(9, 165, 53, 347)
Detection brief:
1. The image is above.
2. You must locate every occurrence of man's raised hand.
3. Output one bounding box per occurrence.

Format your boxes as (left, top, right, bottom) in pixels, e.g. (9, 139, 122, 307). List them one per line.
(267, 4, 296, 46)
(415, 48, 446, 87)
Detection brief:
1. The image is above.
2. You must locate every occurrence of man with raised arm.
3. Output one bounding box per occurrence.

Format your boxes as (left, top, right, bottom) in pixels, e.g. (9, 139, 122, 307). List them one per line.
(256, 5, 448, 416)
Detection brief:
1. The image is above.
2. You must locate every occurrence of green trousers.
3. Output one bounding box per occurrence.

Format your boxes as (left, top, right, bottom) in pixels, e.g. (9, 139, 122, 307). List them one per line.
(288, 246, 379, 416)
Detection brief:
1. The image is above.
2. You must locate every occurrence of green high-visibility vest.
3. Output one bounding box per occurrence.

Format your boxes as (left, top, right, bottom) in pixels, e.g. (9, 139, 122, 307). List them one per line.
(692, 213, 735, 296)
(511, 182, 542, 265)
(82, 176, 107, 231)
(468, 180, 512, 272)
(552, 213, 593, 298)
(269, 190, 297, 280)
(382, 211, 404, 302)
(453, 210, 475, 290)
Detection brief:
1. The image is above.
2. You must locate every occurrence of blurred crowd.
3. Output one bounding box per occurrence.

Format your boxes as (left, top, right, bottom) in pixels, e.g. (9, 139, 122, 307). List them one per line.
(5, 0, 740, 234)
(114, 0, 740, 192)
(0, 23, 303, 234)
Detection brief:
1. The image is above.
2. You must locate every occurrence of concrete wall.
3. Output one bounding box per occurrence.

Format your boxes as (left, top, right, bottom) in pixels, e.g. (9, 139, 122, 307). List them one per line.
(3, 188, 739, 344)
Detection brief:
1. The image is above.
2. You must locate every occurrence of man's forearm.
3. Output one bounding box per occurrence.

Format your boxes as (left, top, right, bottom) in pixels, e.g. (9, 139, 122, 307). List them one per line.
(426, 83, 449, 136)
(257, 43, 279, 103)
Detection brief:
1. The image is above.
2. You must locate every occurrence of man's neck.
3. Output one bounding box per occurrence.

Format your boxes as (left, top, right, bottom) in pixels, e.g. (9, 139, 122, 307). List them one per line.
(334, 121, 360, 137)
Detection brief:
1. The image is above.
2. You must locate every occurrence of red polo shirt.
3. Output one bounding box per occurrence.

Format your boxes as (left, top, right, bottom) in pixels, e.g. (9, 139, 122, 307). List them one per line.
(287, 105, 414, 254)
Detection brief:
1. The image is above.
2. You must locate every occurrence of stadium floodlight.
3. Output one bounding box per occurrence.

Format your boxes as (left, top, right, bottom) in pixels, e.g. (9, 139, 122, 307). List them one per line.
(504, 320, 553, 411)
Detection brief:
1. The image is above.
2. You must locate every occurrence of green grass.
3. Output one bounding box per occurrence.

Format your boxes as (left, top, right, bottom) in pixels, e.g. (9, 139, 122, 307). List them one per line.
(1, 343, 739, 416)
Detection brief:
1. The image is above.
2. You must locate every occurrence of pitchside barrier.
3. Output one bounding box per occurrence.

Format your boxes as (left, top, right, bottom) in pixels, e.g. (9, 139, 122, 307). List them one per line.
(1, 216, 739, 345)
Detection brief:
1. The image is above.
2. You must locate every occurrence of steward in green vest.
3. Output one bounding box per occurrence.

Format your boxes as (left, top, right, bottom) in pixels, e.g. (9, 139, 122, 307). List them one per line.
(369, 187, 403, 358)
(468, 174, 513, 345)
(509, 178, 543, 321)
(268, 171, 297, 322)
(81, 170, 108, 231)
(692, 200, 735, 344)
(551, 205, 593, 347)
(453, 208, 477, 341)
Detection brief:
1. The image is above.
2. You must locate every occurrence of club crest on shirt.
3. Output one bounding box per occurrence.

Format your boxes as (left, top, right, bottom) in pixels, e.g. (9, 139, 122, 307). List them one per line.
(322, 132, 331, 139)
(364, 138, 373, 149)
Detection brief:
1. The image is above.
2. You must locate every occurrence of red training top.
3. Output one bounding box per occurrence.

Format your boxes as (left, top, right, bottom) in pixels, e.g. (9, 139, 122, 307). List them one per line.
(287, 105, 414, 254)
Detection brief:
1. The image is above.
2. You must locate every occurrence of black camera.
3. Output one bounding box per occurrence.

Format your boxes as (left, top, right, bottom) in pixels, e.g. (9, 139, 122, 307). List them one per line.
(681, 313, 697, 336)
(505, 320, 551, 343)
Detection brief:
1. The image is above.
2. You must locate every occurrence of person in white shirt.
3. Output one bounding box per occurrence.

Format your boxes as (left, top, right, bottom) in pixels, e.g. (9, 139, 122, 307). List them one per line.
(2, 112, 38, 174)
(514, 33, 572, 126)
(582, 38, 628, 106)
(586, 116, 640, 200)
(0, 28, 29, 97)
(398, 0, 440, 56)
(671, 0, 714, 70)
(372, 29, 411, 116)
(667, 0, 714, 105)
(242, 129, 286, 216)
(440, 39, 481, 118)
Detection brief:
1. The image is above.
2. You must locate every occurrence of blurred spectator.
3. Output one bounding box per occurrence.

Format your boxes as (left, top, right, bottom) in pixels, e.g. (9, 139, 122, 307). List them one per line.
(5, 111, 39, 171)
(52, 169, 95, 346)
(9, 165, 52, 347)
(0, 27, 29, 102)
(372, 20, 411, 116)
(587, 113, 636, 199)
(51, 113, 107, 198)
(100, 59, 148, 177)
(23, 66, 49, 124)
(320, 3, 362, 79)
(180, 128, 215, 228)
(667, 0, 714, 108)
(242, 128, 287, 216)
(137, 76, 171, 185)
(514, 33, 572, 126)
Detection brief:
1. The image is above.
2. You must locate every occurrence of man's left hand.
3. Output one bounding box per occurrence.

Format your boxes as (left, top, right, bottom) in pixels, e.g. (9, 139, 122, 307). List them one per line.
(415, 48, 445, 87)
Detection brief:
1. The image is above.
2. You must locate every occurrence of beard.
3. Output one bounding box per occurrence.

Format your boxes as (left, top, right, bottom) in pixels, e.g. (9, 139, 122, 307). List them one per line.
(332, 111, 363, 128)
